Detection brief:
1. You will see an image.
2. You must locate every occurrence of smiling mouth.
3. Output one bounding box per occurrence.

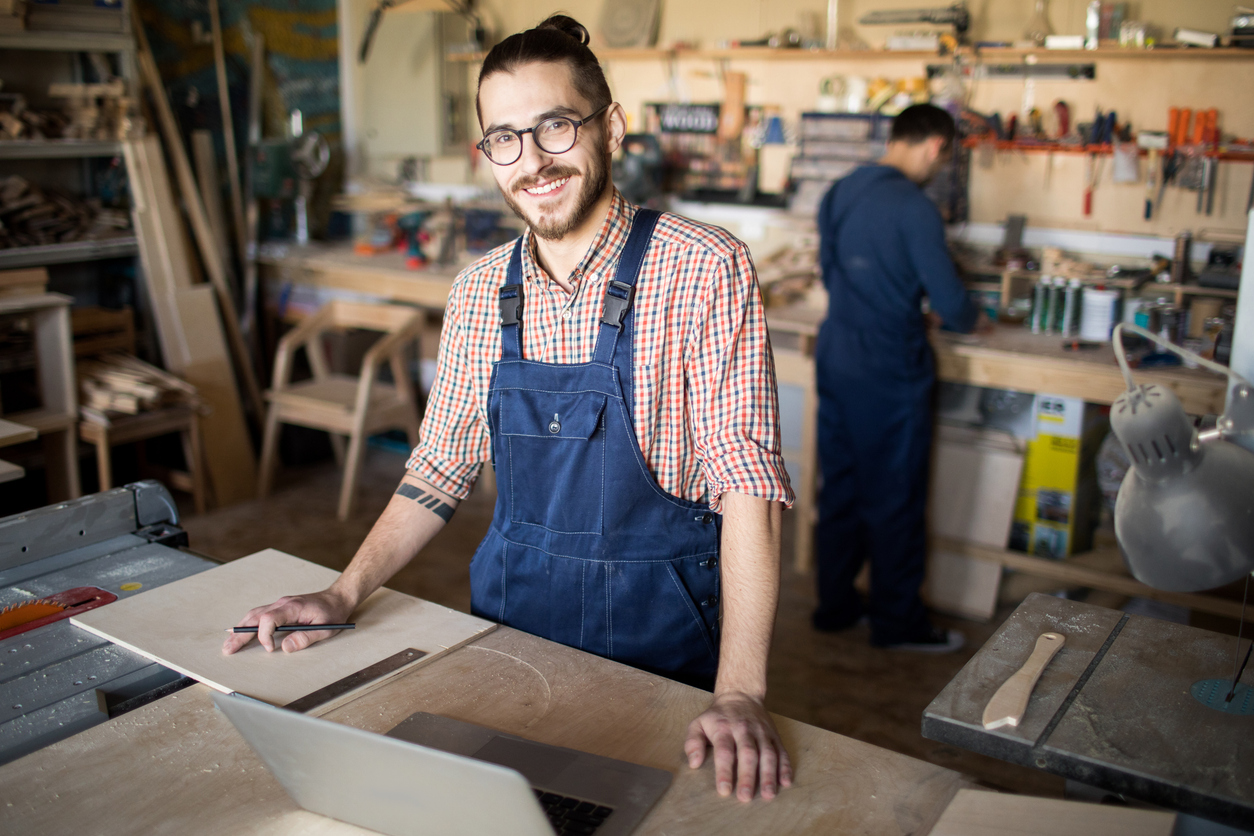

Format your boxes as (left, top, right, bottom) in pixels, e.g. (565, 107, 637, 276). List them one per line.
(523, 177, 570, 196)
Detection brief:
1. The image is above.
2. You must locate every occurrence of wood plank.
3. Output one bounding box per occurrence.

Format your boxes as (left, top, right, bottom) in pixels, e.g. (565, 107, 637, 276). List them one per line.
(71, 549, 496, 710)
(930, 789, 1175, 836)
(172, 286, 258, 505)
(209, 0, 247, 269)
(191, 130, 232, 283)
(934, 538, 1252, 621)
(131, 2, 264, 421)
(125, 135, 256, 506)
(0, 267, 48, 288)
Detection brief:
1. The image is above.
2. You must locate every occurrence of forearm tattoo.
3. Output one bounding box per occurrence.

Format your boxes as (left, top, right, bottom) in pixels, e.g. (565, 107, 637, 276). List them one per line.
(396, 483, 455, 522)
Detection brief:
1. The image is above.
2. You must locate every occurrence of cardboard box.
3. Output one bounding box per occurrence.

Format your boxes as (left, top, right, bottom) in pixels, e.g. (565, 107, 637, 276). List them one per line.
(1008, 394, 1107, 558)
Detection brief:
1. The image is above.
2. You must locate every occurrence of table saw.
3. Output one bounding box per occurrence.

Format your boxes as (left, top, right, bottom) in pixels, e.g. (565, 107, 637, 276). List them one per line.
(0, 481, 215, 765)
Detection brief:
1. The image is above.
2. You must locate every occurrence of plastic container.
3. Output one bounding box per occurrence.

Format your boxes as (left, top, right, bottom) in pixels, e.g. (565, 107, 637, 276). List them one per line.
(1079, 288, 1120, 341)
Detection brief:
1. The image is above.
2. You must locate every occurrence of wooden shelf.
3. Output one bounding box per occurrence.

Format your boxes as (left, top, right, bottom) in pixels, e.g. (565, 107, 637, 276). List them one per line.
(0, 31, 133, 52)
(961, 138, 1254, 162)
(0, 140, 123, 160)
(937, 537, 1251, 621)
(447, 44, 1254, 64)
(0, 237, 138, 269)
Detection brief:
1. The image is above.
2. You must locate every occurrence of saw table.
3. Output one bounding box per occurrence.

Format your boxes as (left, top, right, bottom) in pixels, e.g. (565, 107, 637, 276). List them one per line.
(0, 482, 215, 766)
(923, 592, 1254, 831)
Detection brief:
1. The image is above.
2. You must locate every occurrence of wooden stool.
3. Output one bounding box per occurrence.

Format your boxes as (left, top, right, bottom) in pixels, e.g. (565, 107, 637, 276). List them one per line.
(78, 405, 206, 514)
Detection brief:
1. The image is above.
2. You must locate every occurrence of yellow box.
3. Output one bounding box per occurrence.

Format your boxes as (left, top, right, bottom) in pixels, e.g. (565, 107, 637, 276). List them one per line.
(1009, 395, 1107, 558)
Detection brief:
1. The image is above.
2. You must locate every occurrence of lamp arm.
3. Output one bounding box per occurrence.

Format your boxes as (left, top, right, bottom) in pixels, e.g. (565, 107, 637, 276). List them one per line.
(1113, 322, 1251, 391)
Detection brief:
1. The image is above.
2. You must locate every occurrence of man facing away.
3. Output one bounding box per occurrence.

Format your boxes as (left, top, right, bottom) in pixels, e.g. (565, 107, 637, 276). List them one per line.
(812, 104, 980, 652)
(224, 15, 795, 802)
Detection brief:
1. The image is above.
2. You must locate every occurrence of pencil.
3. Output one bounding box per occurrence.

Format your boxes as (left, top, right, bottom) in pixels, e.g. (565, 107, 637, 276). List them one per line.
(226, 623, 356, 633)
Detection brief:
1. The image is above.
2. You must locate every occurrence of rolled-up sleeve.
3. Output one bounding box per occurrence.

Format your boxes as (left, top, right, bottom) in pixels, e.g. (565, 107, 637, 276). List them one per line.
(404, 284, 491, 499)
(684, 242, 795, 512)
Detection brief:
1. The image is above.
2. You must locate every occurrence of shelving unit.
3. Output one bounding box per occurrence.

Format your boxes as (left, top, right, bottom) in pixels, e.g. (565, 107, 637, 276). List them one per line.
(0, 4, 139, 500)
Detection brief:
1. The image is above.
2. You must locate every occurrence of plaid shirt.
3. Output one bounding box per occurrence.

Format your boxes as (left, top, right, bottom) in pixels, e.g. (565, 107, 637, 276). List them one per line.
(406, 192, 794, 512)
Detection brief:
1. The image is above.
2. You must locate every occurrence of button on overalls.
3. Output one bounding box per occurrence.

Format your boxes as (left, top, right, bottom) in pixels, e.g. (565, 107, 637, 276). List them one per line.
(468, 209, 722, 688)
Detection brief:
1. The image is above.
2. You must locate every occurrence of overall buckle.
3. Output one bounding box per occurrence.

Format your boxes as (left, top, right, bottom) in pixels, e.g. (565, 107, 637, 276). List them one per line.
(600, 280, 635, 328)
(498, 284, 523, 327)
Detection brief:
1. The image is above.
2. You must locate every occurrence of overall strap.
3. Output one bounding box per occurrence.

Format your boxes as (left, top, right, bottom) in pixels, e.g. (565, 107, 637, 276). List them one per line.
(498, 235, 526, 360)
(593, 208, 661, 367)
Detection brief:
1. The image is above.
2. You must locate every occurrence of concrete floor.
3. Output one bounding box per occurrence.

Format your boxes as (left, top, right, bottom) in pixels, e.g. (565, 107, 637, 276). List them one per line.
(180, 445, 1065, 798)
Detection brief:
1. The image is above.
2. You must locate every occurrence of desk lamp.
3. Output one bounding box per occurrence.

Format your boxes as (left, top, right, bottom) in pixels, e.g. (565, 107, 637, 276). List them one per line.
(1109, 323, 1254, 713)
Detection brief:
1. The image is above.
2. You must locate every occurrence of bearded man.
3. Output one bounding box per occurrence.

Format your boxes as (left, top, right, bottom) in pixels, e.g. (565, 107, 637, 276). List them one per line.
(226, 15, 794, 802)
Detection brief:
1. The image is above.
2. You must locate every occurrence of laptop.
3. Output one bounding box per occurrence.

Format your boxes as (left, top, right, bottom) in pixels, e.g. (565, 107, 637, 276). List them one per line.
(210, 690, 672, 836)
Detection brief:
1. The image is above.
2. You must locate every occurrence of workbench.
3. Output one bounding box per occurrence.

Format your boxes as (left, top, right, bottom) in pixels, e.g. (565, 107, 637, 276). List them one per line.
(922, 592, 1254, 831)
(764, 305, 1229, 417)
(258, 241, 463, 313)
(0, 611, 970, 835)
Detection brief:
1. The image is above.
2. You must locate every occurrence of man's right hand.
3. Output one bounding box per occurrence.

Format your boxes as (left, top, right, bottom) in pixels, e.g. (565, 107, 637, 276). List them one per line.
(221, 587, 354, 655)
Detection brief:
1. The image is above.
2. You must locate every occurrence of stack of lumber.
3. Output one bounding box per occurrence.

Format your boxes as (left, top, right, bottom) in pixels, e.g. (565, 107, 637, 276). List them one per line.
(78, 353, 201, 425)
(0, 267, 48, 298)
(71, 306, 135, 357)
(0, 176, 130, 249)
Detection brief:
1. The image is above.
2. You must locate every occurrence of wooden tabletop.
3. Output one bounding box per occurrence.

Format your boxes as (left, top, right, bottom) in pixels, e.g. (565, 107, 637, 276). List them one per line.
(765, 306, 1227, 415)
(0, 627, 968, 836)
(258, 242, 464, 310)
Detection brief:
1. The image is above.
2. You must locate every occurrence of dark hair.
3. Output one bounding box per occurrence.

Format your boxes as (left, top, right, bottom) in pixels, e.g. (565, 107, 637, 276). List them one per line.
(475, 15, 612, 126)
(890, 104, 956, 149)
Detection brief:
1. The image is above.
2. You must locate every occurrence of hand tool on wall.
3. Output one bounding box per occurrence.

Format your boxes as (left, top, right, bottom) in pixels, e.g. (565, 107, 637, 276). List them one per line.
(1137, 131, 1168, 220)
(982, 632, 1066, 730)
(1053, 100, 1070, 139)
(1203, 109, 1219, 216)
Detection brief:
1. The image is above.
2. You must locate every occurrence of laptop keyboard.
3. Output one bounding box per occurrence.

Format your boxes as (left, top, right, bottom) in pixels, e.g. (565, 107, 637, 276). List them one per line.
(533, 789, 614, 835)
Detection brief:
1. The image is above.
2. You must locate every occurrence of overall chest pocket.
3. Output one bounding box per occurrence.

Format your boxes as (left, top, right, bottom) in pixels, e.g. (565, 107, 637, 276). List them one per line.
(499, 389, 607, 535)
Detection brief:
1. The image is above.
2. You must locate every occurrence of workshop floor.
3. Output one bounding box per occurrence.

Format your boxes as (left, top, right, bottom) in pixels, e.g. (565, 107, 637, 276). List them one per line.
(179, 445, 1065, 799)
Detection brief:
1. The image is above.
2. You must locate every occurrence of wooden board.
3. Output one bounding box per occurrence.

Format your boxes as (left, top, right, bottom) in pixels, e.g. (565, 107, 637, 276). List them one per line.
(173, 285, 257, 505)
(930, 789, 1175, 836)
(0, 628, 969, 836)
(71, 548, 496, 710)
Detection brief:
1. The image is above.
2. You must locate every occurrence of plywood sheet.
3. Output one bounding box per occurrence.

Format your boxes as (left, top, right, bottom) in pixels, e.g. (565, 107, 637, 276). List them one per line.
(930, 789, 1175, 836)
(71, 549, 495, 709)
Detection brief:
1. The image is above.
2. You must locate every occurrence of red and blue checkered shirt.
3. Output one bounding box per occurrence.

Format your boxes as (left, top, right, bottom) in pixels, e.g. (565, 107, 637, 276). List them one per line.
(406, 192, 795, 512)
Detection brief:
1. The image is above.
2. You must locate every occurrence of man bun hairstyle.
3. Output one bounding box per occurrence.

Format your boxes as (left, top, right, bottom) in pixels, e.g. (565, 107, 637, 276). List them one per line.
(890, 104, 956, 151)
(476, 14, 612, 125)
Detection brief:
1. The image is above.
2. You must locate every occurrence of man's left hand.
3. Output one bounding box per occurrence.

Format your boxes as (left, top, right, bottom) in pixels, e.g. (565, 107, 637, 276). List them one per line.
(684, 691, 793, 801)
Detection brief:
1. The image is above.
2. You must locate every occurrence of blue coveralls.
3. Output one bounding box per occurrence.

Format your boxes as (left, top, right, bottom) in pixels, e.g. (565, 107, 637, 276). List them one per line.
(813, 164, 977, 645)
(468, 209, 723, 689)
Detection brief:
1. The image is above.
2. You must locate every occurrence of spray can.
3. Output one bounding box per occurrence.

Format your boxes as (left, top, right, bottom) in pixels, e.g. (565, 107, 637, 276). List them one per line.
(1060, 278, 1081, 336)
(1171, 232, 1192, 284)
(1085, 0, 1101, 49)
(1031, 277, 1050, 333)
(1045, 276, 1063, 334)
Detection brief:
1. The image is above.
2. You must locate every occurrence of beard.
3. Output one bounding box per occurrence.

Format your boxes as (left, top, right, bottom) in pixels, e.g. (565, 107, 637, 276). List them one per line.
(500, 149, 610, 242)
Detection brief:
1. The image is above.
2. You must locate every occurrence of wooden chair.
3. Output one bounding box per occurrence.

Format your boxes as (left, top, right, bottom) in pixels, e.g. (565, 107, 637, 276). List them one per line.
(258, 300, 426, 520)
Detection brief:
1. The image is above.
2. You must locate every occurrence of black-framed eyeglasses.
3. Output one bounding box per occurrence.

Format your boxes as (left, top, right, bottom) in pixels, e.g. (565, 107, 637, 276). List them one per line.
(476, 103, 610, 166)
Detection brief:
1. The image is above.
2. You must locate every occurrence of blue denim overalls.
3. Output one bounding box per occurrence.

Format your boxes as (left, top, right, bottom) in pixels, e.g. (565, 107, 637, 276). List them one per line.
(468, 209, 722, 688)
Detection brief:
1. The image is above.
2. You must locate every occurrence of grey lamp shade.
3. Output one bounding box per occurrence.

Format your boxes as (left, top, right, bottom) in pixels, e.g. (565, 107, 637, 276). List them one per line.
(1112, 384, 1254, 592)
